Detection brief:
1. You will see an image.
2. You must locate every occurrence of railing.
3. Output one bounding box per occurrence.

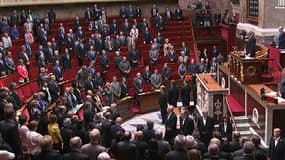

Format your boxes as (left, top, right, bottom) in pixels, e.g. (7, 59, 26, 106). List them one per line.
(264, 57, 283, 84)
(225, 97, 238, 131)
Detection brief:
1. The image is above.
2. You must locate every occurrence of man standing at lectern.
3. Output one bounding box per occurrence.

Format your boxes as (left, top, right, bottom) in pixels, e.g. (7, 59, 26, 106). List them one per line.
(246, 31, 256, 57)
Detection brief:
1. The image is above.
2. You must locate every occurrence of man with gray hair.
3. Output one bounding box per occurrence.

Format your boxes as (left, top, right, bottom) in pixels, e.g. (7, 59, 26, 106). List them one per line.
(233, 141, 255, 160)
(156, 130, 171, 160)
(81, 128, 106, 160)
(185, 135, 198, 150)
(164, 105, 177, 144)
(165, 134, 187, 160)
(62, 136, 89, 160)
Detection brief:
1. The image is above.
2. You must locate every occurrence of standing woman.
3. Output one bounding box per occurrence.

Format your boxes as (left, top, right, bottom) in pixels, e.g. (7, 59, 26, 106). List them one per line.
(159, 85, 168, 124)
(48, 113, 63, 152)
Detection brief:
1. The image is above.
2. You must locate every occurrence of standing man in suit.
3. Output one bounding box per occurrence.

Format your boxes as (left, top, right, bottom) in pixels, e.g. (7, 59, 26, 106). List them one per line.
(246, 31, 256, 57)
(52, 60, 64, 81)
(278, 26, 285, 49)
(159, 85, 168, 124)
(0, 109, 22, 158)
(150, 4, 159, 17)
(268, 128, 285, 160)
(120, 77, 129, 97)
(181, 80, 191, 107)
(168, 80, 179, 107)
(197, 109, 214, 145)
(164, 105, 177, 144)
(219, 116, 233, 142)
(180, 109, 194, 136)
(62, 137, 89, 160)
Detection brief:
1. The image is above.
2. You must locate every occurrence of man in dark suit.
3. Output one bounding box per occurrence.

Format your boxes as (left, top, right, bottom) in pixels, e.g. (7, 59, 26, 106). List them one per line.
(164, 105, 177, 144)
(219, 116, 233, 142)
(278, 26, 285, 49)
(84, 74, 95, 91)
(114, 131, 137, 160)
(233, 141, 255, 160)
(84, 8, 93, 21)
(120, 77, 129, 97)
(245, 31, 256, 57)
(48, 75, 60, 103)
(268, 128, 285, 160)
(142, 121, 156, 143)
(159, 85, 168, 124)
(168, 80, 179, 107)
(280, 73, 285, 98)
(162, 63, 172, 82)
(76, 39, 86, 66)
(101, 112, 112, 147)
(63, 137, 89, 160)
(131, 131, 147, 160)
(10, 10, 19, 26)
(180, 110, 194, 136)
(100, 50, 110, 73)
(181, 80, 191, 107)
(165, 135, 187, 160)
(0, 109, 22, 157)
(61, 48, 72, 70)
(197, 109, 214, 145)
(33, 135, 62, 160)
(53, 60, 64, 81)
(150, 4, 159, 17)
(110, 117, 125, 140)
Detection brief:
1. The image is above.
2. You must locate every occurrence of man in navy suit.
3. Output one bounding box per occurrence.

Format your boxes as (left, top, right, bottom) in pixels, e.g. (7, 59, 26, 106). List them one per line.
(164, 105, 177, 144)
(197, 109, 214, 145)
(278, 26, 285, 49)
(268, 128, 285, 160)
(53, 60, 64, 81)
(246, 31, 256, 57)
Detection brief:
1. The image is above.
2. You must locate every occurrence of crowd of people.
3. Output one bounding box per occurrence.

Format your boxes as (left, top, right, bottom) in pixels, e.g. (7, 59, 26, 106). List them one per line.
(0, 1, 282, 160)
(193, 1, 237, 27)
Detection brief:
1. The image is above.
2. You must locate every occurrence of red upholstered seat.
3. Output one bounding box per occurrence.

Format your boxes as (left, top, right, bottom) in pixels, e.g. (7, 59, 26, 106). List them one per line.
(16, 88, 25, 101)
(22, 84, 32, 99)
(29, 81, 39, 93)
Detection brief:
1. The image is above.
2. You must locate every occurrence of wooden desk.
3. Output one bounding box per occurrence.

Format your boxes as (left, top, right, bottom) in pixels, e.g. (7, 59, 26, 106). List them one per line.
(229, 51, 268, 84)
(117, 96, 134, 120)
(196, 74, 228, 122)
(138, 91, 160, 113)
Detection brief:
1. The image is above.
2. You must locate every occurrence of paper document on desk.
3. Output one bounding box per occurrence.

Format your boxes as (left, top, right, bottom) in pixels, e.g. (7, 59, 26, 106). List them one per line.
(276, 97, 285, 103)
(265, 92, 278, 97)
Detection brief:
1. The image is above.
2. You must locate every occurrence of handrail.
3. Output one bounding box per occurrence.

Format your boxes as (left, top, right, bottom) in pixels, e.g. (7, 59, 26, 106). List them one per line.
(225, 97, 238, 131)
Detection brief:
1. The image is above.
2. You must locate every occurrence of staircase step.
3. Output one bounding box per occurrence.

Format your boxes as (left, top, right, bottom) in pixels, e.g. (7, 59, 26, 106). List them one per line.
(233, 116, 249, 123)
(227, 95, 245, 116)
(240, 130, 252, 136)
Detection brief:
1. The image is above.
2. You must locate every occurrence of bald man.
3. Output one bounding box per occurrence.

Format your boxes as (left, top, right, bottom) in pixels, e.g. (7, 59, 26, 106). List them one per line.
(131, 131, 147, 160)
(81, 129, 106, 160)
(110, 117, 125, 140)
(63, 137, 89, 160)
(268, 128, 285, 160)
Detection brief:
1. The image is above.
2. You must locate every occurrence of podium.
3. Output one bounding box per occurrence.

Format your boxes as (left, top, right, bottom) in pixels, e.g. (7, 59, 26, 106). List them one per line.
(196, 74, 228, 122)
(229, 50, 268, 84)
(138, 91, 160, 113)
(117, 96, 134, 120)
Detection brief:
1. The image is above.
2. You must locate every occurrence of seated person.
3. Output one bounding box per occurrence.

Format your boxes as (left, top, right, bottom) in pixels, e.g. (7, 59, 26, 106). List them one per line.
(17, 59, 29, 83)
(188, 59, 197, 74)
(118, 56, 131, 77)
(178, 51, 189, 64)
(150, 69, 162, 90)
(149, 44, 159, 65)
(178, 63, 187, 79)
